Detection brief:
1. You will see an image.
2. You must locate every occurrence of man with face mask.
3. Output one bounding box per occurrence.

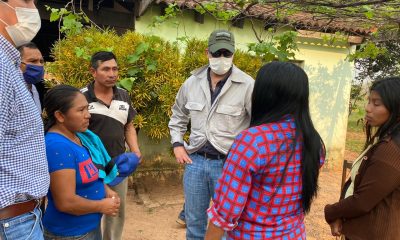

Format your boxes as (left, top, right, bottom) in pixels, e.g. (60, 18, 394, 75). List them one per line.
(0, 1, 50, 239)
(18, 42, 46, 112)
(169, 29, 254, 239)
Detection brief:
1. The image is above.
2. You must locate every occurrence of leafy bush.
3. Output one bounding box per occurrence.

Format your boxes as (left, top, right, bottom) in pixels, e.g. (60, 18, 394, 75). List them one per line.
(47, 28, 184, 139)
(47, 27, 260, 140)
(233, 50, 263, 79)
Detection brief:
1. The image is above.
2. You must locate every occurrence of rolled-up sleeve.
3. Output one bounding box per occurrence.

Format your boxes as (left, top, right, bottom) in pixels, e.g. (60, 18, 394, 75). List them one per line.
(207, 132, 258, 231)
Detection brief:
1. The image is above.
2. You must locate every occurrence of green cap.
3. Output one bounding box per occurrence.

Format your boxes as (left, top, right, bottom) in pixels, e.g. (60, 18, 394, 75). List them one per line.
(208, 29, 235, 53)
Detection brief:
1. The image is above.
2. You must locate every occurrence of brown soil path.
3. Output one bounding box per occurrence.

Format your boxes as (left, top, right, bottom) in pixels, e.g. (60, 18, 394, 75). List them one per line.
(122, 169, 343, 240)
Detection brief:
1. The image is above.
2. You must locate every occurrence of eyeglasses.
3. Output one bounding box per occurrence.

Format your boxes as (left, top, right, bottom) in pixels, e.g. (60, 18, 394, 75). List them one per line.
(210, 50, 233, 58)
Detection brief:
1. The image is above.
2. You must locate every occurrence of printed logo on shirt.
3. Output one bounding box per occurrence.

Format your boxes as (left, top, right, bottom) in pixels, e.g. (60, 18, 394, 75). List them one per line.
(88, 104, 95, 110)
(119, 105, 127, 111)
(78, 158, 99, 184)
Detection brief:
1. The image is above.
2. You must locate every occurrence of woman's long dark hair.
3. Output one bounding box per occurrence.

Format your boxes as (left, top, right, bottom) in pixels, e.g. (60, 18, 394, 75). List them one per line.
(43, 85, 81, 132)
(251, 62, 325, 213)
(365, 77, 400, 146)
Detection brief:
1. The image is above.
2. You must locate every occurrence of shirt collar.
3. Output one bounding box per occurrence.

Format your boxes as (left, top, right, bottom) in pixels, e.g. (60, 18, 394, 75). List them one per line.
(207, 67, 231, 87)
(0, 35, 21, 67)
(87, 81, 120, 102)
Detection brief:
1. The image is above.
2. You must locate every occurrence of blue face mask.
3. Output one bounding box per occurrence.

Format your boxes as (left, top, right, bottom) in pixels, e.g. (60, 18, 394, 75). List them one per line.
(23, 64, 44, 84)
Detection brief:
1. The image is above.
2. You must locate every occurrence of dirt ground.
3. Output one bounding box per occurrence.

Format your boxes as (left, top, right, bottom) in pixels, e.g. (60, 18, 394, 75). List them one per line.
(122, 163, 347, 240)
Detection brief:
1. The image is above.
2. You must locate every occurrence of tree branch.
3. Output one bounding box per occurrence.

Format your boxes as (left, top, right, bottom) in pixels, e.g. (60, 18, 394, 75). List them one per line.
(302, 0, 396, 9)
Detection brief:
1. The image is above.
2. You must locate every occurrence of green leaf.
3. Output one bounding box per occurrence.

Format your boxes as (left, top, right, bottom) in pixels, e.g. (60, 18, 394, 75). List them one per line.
(135, 42, 150, 55)
(64, 13, 77, 22)
(117, 77, 136, 91)
(194, 6, 206, 14)
(361, 5, 373, 12)
(165, 4, 178, 16)
(127, 54, 140, 64)
(204, 3, 217, 12)
(347, 41, 387, 61)
(74, 47, 86, 58)
(59, 8, 69, 15)
(365, 11, 374, 19)
(145, 59, 157, 72)
(50, 11, 60, 22)
(127, 67, 141, 77)
(83, 15, 90, 23)
(147, 64, 157, 72)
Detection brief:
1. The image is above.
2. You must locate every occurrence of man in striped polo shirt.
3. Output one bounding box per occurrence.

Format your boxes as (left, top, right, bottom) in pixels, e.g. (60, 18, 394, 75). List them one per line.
(81, 51, 141, 240)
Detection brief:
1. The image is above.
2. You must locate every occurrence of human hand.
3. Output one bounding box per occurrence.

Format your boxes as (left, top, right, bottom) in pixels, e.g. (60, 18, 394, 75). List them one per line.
(132, 149, 142, 164)
(105, 185, 119, 199)
(100, 197, 120, 216)
(329, 218, 342, 237)
(173, 146, 192, 164)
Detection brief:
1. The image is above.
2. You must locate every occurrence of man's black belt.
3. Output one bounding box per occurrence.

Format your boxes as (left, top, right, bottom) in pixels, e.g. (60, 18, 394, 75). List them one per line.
(196, 152, 226, 160)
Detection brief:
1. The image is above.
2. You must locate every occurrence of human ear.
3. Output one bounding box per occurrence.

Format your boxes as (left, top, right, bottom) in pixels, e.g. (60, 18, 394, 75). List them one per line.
(54, 110, 65, 124)
(89, 67, 97, 78)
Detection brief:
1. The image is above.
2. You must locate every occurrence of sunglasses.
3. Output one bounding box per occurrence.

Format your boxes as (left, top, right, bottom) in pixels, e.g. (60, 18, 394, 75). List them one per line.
(210, 50, 233, 58)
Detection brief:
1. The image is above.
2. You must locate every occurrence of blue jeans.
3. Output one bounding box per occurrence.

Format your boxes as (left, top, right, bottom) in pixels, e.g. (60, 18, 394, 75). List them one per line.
(184, 153, 224, 240)
(44, 225, 101, 240)
(0, 206, 44, 240)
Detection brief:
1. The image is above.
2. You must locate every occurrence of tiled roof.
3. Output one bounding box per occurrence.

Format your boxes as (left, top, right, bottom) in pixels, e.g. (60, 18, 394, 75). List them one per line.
(155, 0, 372, 35)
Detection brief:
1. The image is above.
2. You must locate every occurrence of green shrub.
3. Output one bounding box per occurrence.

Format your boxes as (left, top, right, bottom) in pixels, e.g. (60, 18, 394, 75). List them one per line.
(233, 50, 263, 79)
(47, 28, 184, 139)
(181, 38, 208, 78)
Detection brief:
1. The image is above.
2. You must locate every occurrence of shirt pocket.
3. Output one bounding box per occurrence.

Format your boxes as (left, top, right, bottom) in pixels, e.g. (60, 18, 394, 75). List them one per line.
(216, 105, 243, 116)
(215, 104, 244, 133)
(185, 102, 206, 131)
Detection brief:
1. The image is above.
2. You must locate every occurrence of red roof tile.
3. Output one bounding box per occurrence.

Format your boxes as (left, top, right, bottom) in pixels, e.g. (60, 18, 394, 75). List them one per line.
(155, 0, 373, 35)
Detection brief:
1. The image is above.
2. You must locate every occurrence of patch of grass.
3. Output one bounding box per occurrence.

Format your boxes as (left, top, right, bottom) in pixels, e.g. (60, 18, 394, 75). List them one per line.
(345, 137, 365, 153)
(345, 106, 366, 153)
(347, 104, 365, 131)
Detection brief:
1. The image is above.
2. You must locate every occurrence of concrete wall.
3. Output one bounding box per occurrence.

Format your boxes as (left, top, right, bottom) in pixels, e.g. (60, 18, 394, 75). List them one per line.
(135, 5, 355, 169)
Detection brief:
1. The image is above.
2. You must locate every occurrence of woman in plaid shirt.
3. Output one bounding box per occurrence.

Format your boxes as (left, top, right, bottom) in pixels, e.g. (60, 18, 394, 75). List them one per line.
(205, 62, 325, 240)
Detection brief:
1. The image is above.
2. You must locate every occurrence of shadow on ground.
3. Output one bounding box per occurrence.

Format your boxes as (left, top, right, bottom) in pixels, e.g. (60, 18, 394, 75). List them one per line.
(123, 169, 342, 240)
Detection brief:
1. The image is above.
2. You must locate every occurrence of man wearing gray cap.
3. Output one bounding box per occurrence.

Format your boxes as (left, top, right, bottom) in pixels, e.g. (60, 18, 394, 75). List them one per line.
(169, 29, 254, 239)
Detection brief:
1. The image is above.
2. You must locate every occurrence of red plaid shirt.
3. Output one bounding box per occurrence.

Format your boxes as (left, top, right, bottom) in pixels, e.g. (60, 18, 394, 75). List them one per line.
(207, 115, 324, 240)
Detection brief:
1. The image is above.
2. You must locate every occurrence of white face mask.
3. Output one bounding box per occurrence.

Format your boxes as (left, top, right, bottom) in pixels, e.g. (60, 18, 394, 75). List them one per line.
(0, 1, 41, 47)
(209, 57, 233, 75)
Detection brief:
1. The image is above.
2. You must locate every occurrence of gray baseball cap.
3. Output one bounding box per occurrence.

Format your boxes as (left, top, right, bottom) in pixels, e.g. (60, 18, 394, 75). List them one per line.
(208, 29, 235, 53)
